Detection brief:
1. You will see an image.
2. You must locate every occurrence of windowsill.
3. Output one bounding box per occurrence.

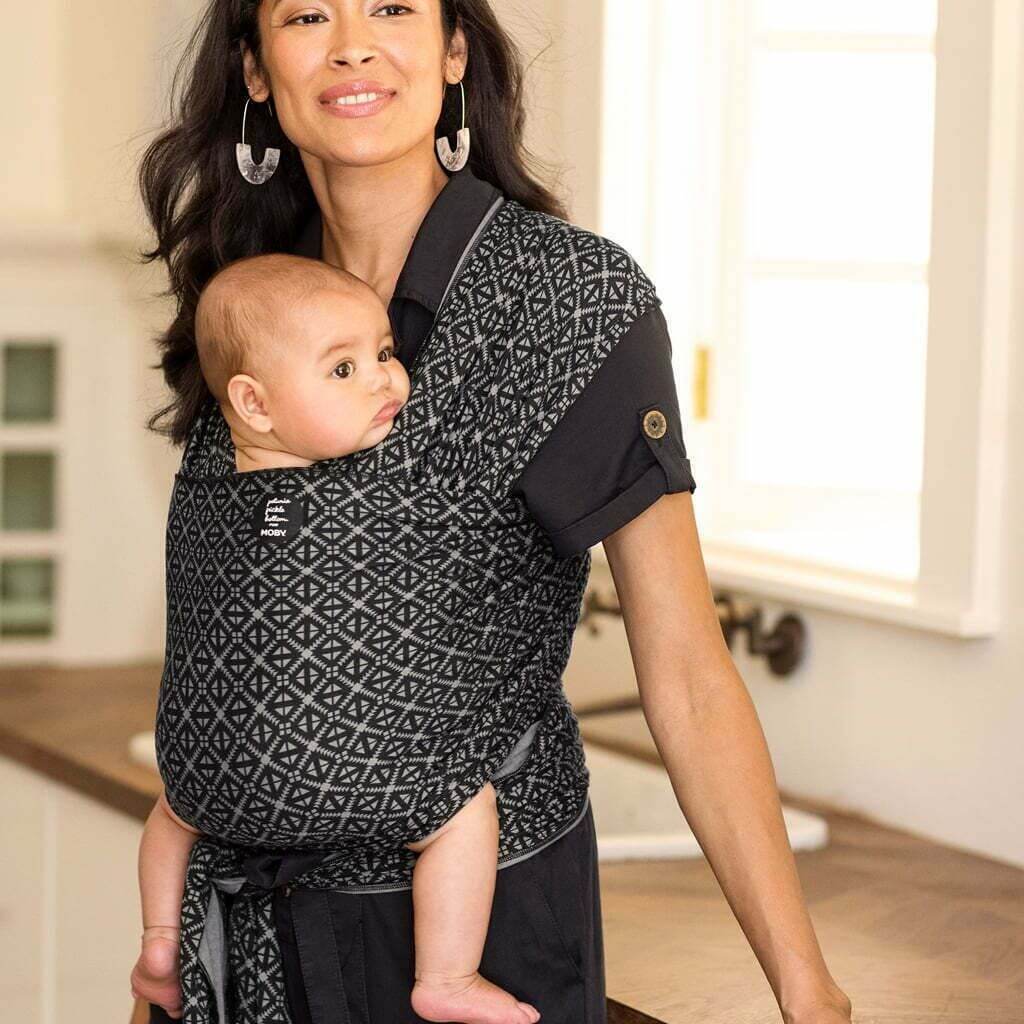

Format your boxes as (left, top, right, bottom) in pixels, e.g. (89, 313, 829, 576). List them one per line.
(591, 539, 999, 638)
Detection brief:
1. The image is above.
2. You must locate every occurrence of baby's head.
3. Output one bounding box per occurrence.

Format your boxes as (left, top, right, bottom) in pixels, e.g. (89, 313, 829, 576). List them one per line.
(195, 253, 410, 468)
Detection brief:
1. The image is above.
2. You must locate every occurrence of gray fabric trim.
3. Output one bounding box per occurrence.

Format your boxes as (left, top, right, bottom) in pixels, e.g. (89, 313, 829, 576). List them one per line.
(495, 793, 591, 871)
(490, 718, 541, 781)
(196, 875, 247, 1024)
(436, 195, 505, 318)
(322, 792, 592, 894)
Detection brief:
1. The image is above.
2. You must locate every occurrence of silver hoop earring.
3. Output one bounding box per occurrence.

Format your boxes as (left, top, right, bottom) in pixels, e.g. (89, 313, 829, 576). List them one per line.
(236, 96, 281, 186)
(435, 79, 471, 172)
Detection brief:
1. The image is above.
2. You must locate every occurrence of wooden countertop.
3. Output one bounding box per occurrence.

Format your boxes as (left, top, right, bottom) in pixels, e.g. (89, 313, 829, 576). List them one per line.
(0, 663, 166, 821)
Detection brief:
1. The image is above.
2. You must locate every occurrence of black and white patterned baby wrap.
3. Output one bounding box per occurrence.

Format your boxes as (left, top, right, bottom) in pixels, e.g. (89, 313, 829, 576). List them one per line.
(155, 196, 660, 1023)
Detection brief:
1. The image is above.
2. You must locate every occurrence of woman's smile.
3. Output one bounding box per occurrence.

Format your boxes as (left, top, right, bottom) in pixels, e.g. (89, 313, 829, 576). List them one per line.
(319, 79, 398, 119)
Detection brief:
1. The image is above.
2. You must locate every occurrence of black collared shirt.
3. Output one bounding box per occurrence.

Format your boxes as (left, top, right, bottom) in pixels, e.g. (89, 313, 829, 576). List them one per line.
(291, 168, 696, 557)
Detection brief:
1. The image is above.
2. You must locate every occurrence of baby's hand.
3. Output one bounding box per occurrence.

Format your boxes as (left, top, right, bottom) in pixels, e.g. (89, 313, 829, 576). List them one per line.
(130, 926, 183, 1020)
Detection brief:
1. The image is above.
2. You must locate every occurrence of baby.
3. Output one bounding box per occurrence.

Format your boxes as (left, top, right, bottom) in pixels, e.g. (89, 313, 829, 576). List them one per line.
(130, 254, 541, 1024)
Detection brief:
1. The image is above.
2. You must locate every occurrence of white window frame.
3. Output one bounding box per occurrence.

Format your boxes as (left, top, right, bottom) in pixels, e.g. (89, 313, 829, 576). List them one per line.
(1, 224, 103, 664)
(0, 319, 65, 661)
(595, 0, 1020, 638)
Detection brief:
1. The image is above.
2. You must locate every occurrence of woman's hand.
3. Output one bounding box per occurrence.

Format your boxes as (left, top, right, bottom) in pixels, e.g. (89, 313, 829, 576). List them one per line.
(783, 987, 854, 1024)
(780, 971, 853, 1022)
(787, 1008, 853, 1024)
(603, 491, 850, 1024)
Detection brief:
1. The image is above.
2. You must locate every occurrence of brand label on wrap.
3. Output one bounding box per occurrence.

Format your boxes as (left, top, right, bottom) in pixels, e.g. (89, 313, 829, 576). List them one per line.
(253, 494, 305, 545)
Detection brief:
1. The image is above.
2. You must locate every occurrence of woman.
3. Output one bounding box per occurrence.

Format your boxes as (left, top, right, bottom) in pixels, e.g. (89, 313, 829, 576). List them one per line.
(138, 2, 852, 1023)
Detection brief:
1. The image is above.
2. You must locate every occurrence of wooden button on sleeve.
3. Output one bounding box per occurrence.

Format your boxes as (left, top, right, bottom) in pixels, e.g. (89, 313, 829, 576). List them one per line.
(642, 408, 668, 439)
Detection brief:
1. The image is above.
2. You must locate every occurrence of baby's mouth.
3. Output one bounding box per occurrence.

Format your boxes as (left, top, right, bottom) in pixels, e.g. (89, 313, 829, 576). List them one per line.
(373, 398, 402, 423)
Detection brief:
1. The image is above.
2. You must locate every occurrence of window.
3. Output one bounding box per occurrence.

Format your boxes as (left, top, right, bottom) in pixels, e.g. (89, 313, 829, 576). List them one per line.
(599, 0, 1018, 636)
(0, 340, 59, 641)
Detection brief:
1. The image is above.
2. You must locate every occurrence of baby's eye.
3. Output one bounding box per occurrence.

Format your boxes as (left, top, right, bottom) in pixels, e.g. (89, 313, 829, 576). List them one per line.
(332, 359, 355, 379)
(378, 349, 393, 362)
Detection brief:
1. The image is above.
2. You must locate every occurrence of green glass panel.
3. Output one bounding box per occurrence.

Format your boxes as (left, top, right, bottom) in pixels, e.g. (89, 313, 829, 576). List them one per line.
(3, 342, 57, 423)
(1, 452, 56, 530)
(0, 558, 54, 638)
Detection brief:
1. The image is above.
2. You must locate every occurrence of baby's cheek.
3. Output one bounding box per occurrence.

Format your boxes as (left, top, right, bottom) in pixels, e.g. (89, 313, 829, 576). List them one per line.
(395, 362, 412, 401)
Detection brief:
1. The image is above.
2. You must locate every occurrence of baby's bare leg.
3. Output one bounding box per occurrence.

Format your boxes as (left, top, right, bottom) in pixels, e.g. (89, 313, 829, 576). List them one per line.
(403, 782, 540, 1024)
(129, 791, 203, 1020)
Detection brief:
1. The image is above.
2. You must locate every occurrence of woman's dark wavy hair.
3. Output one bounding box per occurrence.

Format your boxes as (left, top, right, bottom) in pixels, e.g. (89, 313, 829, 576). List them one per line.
(138, 0, 568, 446)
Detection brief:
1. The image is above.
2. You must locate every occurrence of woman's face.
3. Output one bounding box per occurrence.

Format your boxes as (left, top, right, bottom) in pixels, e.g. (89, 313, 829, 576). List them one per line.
(246, 0, 465, 168)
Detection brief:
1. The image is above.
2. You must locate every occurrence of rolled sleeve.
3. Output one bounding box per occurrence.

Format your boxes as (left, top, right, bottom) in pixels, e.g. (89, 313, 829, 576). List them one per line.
(511, 302, 696, 559)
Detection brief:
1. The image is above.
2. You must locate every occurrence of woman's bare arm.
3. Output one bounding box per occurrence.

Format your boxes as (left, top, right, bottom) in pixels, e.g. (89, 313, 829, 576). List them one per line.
(601, 491, 851, 1024)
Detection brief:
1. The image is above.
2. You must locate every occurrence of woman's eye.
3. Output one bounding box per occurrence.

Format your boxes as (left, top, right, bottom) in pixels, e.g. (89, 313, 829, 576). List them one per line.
(332, 359, 355, 379)
(287, 12, 327, 26)
(288, 5, 407, 26)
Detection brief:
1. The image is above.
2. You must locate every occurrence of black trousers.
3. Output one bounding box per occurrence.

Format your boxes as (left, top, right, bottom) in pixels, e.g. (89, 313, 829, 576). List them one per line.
(151, 800, 605, 1024)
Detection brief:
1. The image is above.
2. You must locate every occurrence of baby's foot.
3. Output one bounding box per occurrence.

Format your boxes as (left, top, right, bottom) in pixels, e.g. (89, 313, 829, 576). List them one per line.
(410, 971, 541, 1024)
(130, 926, 183, 1020)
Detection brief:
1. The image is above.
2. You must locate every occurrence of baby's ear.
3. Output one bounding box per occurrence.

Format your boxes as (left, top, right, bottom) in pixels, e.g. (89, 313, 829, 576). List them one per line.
(225, 374, 273, 434)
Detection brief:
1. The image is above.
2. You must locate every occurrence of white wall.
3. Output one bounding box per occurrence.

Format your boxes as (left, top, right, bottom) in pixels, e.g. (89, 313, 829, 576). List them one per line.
(490, 0, 607, 229)
(0, 0, 64, 223)
(0, 755, 144, 1023)
(0, 2, 198, 663)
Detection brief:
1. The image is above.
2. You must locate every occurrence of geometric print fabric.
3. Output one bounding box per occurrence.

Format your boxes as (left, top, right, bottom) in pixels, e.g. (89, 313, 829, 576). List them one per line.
(156, 197, 660, 1023)
(159, 466, 559, 850)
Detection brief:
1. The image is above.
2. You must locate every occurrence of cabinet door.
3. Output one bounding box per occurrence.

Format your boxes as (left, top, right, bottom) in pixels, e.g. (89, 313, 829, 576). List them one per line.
(0, 755, 48, 1019)
(0, 754, 146, 1023)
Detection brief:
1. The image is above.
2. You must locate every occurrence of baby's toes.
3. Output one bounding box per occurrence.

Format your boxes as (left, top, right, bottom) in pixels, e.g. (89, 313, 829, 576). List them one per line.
(515, 1000, 541, 1023)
